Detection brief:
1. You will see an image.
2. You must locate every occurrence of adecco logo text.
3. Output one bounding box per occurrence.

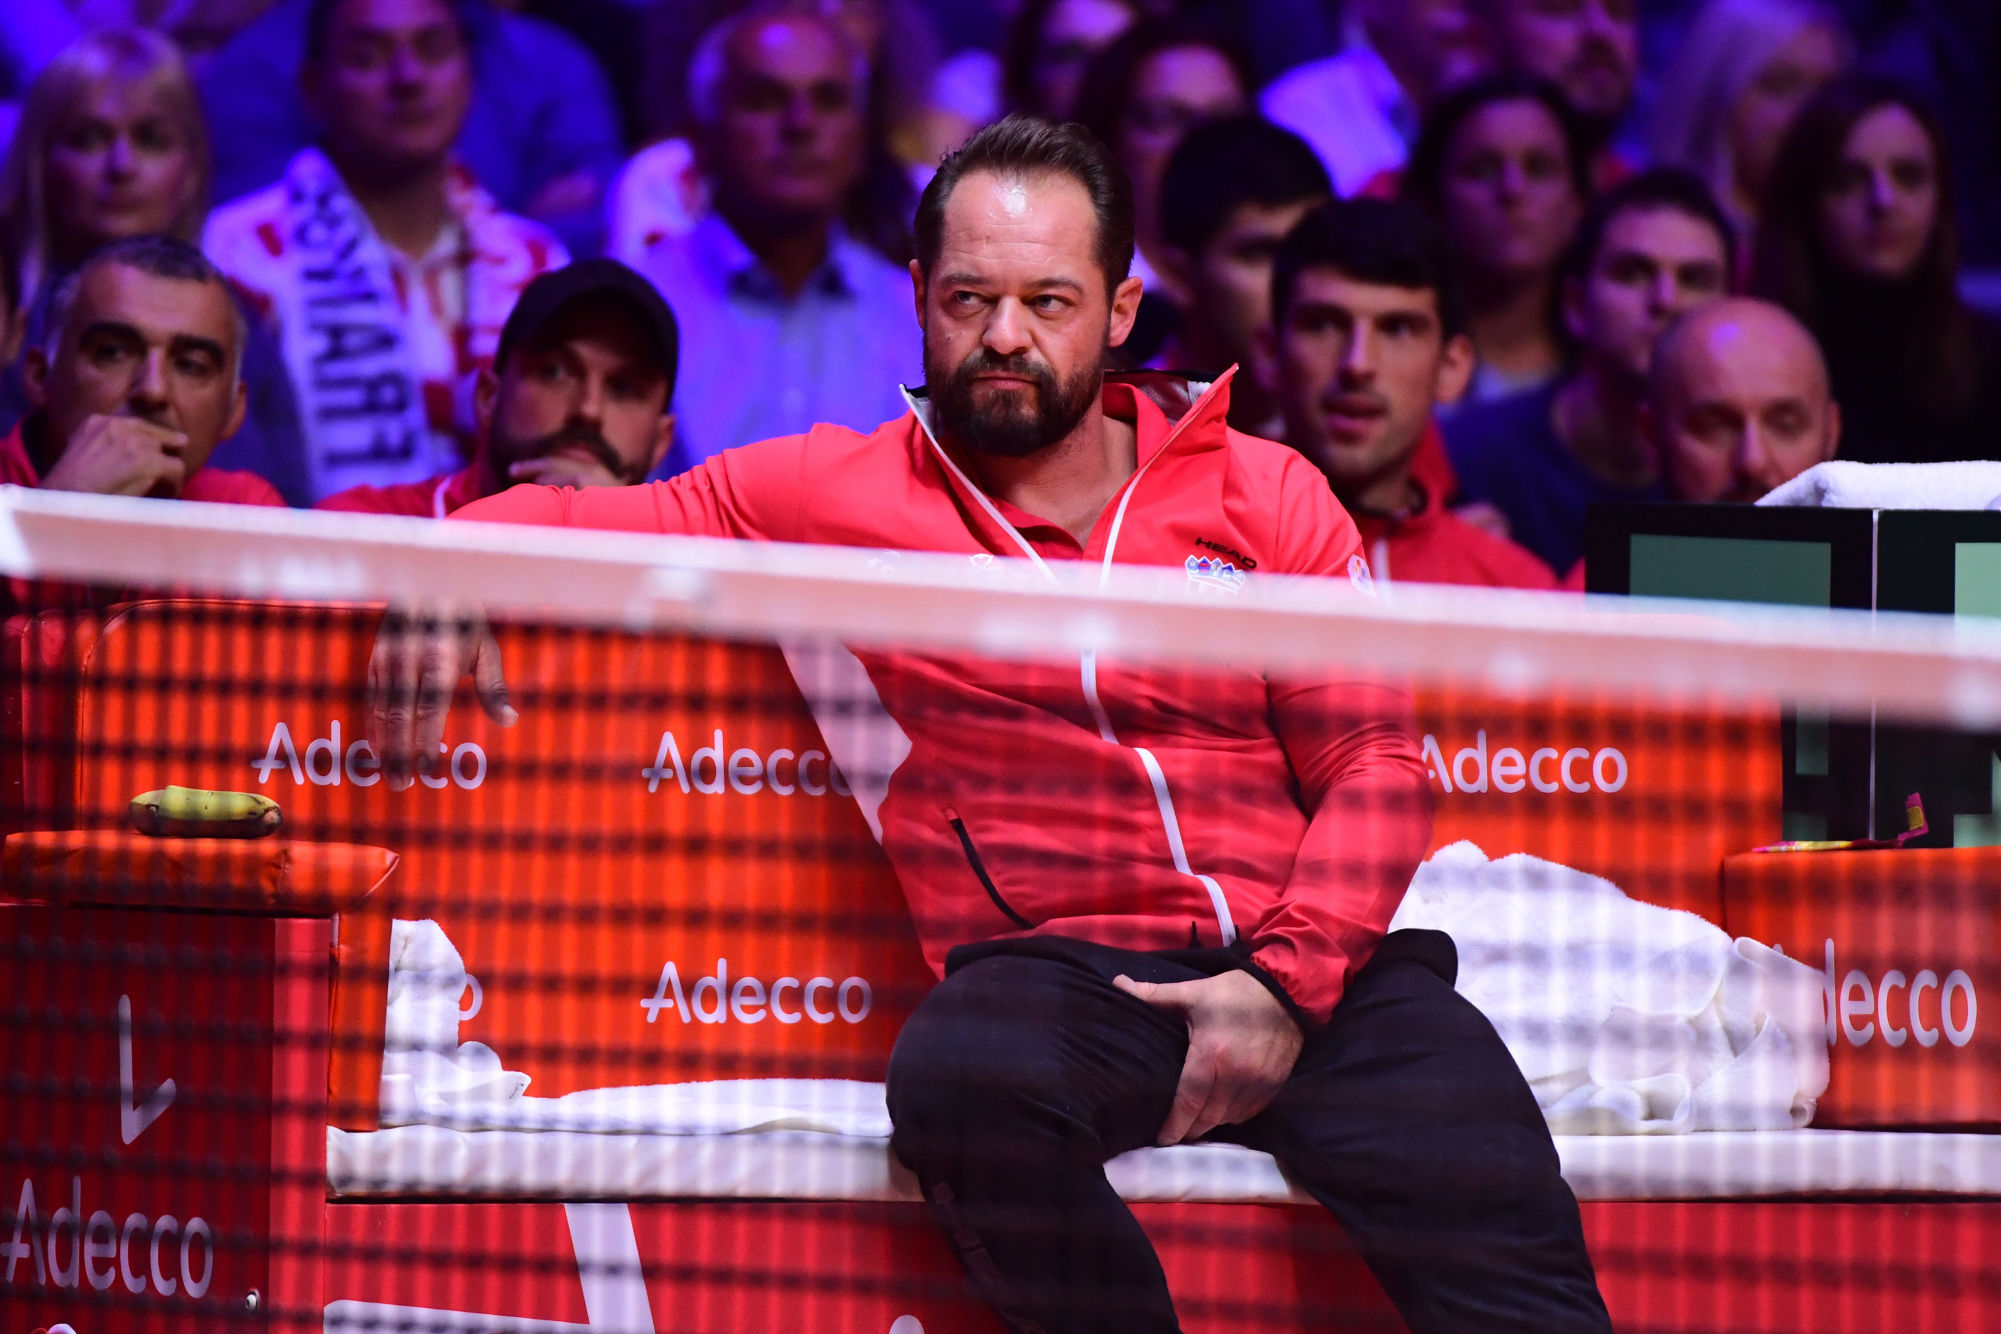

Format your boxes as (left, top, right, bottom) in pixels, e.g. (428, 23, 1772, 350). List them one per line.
(1421, 730, 1628, 796)
(643, 729, 851, 798)
(1822, 940, 1977, 1049)
(252, 720, 487, 791)
(641, 958, 872, 1026)
(3, 1175, 214, 1300)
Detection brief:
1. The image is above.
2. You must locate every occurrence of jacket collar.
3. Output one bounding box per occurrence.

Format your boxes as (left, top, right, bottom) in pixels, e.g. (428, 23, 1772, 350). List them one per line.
(1348, 475, 1439, 544)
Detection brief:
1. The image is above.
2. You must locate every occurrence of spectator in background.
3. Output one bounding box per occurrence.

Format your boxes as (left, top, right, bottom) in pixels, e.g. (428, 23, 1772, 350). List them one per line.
(0, 26, 309, 498)
(0, 235, 278, 505)
(636, 8, 916, 475)
(319, 259, 676, 516)
(1262, 0, 1492, 197)
(1750, 77, 2001, 465)
(1402, 74, 1590, 404)
(1650, 0, 1851, 241)
(1260, 199, 1553, 588)
(1480, 0, 1639, 183)
(1646, 296, 1840, 503)
(0, 29, 205, 398)
(1002, 0, 1148, 120)
(1072, 18, 1250, 365)
(1870, 2, 2001, 270)
(1151, 116, 1329, 437)
(204, 0, 566, 505)
(613, 0, 938, 269)
(1446, 170, 1733, 574)
(197, 0, 621, 255)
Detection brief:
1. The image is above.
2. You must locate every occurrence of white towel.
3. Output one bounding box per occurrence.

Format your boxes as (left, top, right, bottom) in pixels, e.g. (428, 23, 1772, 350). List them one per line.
(380, 919, 531, 1124)
(1757, 460, 2001, 509)
(1388, 843, 1828, 1134)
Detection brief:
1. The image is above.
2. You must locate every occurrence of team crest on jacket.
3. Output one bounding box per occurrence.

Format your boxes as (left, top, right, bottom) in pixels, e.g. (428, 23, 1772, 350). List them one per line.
(1348, 554, 1376, 593)
(1185, 554, 1246, 596)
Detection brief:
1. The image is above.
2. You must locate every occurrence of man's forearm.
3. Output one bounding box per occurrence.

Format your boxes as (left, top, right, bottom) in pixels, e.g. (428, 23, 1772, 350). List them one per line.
(1252, 719, 1435, 1025)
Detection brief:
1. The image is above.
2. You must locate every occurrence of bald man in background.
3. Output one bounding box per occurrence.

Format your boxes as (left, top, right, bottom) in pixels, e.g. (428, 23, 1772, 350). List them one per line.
(1645, 297, 1841, 504)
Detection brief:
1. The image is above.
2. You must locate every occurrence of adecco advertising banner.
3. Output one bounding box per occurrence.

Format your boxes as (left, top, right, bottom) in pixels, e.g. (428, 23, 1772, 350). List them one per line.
(61, 604, 1780, 1116)
(1414, 688, 1781, 920)
(1725, 847, 2001, 1127)
(69, 602, 936, 1110)
(0, 906, 275, 1330)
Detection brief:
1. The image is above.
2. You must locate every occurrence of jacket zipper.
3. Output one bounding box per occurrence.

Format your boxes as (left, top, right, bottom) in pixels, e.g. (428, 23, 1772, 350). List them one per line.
(947, 813, 1034, 929)
(908, 379, 1240, 945)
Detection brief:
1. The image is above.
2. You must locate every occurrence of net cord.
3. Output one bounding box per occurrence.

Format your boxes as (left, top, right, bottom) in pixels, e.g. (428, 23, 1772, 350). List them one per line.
(5, 485, 2001, 728)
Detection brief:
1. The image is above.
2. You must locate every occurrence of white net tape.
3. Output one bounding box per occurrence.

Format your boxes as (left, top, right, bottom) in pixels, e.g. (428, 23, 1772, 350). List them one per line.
(5, 484, 2001, 726)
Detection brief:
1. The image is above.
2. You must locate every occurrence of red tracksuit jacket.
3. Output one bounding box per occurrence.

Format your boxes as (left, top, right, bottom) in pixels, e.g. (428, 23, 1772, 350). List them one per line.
(457, 371, 1433, 1024)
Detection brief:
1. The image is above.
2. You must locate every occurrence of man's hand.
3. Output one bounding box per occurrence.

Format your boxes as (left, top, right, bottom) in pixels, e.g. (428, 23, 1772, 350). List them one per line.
(366, 605, 518, 783)
(1114, 969, 1303, 1145)
(508, 454, 629, 489)
(40, 415, 188, 496)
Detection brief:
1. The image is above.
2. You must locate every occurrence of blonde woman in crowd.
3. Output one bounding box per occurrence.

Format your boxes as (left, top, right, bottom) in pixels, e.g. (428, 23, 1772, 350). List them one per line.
(0, 27, 207, 331)
(0, 26, 307, 498)
(1649, 0, 1852, 240)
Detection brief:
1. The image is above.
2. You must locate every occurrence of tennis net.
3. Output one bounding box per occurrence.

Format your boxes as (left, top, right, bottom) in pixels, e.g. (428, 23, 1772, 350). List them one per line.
(4, 485, 2001, 1334)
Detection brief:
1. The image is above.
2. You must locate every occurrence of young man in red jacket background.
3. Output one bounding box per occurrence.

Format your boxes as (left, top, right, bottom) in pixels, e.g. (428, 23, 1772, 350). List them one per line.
(1259, 198, 1555, 589)
(372, 116, 1608, 1333)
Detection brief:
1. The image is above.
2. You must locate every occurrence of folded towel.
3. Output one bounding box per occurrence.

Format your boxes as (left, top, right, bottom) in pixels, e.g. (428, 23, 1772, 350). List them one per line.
(1758, 460, 2001, 510)
(380, 919, 531, 1125)
(1388, 842, 1829, 1134)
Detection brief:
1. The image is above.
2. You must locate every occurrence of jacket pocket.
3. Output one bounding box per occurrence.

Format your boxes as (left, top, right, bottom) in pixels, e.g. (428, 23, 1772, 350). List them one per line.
(947, 811, 1034, 929)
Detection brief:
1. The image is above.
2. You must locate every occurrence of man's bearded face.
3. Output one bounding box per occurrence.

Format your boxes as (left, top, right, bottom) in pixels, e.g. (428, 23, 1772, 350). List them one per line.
(925, 335, 1104, 459)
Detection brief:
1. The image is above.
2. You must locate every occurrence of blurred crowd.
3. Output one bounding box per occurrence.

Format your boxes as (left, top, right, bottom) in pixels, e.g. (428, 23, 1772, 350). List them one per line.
(1, 0, 1997, 589)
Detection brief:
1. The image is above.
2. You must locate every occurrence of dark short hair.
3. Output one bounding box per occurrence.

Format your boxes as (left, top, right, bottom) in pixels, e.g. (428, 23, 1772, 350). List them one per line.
(1401, 73, 1593, 221)
(915, 113, 1135, 298)
(1271, 198, 1468, 341)
(1558, 167, 1735, 295)
(1159, 115, 1328, 256)
(47, 234, 246, 377)
(305, 0, 472, 65)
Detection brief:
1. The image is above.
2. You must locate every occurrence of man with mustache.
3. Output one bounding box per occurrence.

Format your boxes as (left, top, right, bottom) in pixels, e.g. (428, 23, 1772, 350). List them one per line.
(1259, 198, 1555, 587)
(371, 115, 1610, 1332)
(316, 259, 678, 516)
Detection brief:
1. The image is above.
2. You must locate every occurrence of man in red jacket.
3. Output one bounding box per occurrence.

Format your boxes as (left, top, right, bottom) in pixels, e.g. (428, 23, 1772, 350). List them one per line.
(1260, 199, 1556, 589)
(0, 235, 281, 506)
(316, 259, 679, 517)
(372, 116, 1608, 1333)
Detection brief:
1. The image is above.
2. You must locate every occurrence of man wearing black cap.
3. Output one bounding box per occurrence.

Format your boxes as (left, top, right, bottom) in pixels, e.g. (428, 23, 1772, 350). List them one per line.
(316, 258, 678, 516)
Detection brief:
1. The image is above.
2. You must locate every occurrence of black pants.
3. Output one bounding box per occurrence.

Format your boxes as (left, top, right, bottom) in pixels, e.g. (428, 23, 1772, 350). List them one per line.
(885, 931, 1611, 1333)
